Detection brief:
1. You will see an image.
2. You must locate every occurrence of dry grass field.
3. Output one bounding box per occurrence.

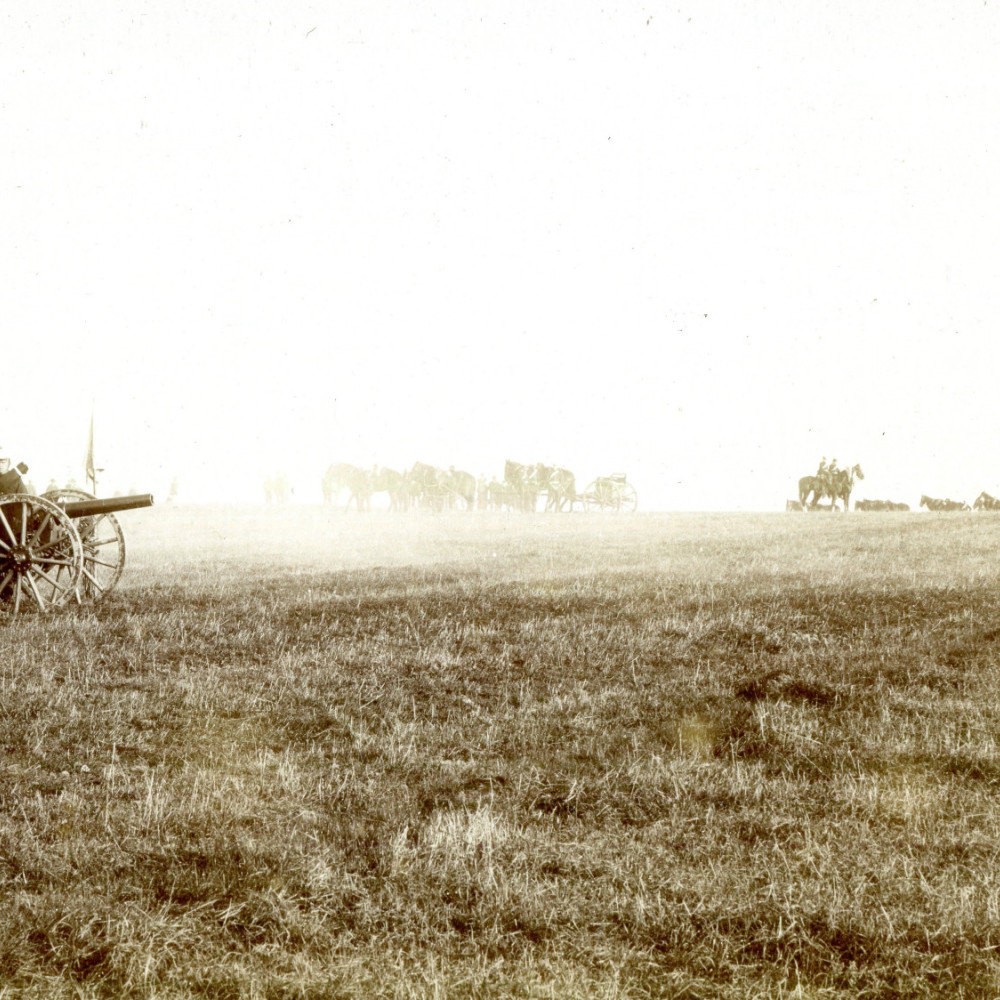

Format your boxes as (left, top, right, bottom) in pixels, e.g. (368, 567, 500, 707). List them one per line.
(3, 505, 1000, 998)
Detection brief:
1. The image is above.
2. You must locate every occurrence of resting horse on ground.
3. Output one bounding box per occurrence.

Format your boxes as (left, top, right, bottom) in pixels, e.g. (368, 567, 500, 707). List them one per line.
(974, 491, 1000, 511)
(921, 495, 971, 512)
(798, 464, 864, 511)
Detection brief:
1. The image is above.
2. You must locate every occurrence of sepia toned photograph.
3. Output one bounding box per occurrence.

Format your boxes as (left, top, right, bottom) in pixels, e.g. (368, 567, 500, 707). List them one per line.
(3, 1, 1000, 996)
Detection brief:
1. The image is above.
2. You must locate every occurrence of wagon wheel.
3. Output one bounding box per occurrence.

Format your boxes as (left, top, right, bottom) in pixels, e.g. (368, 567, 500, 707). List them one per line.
(618, 483, 638, 513)
(582, 481, 609, 511)
(43, 489, 126, 603)
(0, 494, 84, 621)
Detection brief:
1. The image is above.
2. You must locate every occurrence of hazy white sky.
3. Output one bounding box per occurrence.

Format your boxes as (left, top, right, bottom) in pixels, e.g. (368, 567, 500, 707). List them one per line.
(3, 1, 999, 508)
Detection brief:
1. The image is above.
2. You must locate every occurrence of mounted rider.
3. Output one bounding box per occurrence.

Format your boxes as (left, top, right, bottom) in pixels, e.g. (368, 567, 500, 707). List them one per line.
(826, 458, 840, 495)
(815, 457, 829, 497)
(799, 459, 863, 511)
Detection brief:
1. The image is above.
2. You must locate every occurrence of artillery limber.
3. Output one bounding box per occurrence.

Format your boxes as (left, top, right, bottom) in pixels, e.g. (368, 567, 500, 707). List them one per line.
(494, 462, 638, 513)
(0, 490, 153, 621)
(579, 474, 638, 512)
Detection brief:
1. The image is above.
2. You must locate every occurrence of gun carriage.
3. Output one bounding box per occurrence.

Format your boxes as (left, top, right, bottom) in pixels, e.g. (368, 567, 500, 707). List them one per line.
(579, 474, 638, 512)
(0, 491, 153, 621)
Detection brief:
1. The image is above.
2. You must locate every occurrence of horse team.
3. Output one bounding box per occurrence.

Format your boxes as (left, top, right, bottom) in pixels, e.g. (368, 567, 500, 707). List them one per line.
(790, 462, 1000, 512)
(791, 458, 995, 512)
(323, 459, 1000, 513)
(321, 460, 578, 513)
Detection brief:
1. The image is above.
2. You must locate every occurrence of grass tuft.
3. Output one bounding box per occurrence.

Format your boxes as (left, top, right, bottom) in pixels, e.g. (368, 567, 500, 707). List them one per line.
(3, 507, 1000, 996)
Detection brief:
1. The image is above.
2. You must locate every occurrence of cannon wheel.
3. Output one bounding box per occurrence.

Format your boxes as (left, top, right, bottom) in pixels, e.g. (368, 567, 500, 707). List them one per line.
(582, 481, 609, 511)
(0, 494, 84, 620)
(43, 489, 126, 602)
(582, 483, 602, 511)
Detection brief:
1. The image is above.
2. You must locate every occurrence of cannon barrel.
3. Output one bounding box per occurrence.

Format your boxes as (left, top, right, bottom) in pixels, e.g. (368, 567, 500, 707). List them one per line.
(60, 493, 154, 519)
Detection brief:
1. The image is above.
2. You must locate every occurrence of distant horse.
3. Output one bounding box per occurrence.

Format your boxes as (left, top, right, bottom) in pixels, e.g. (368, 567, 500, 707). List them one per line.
(536, 464, 577, 512)
(856, 499, 910, 511)
(799, 464, 864, 511)
(372, 467, 409, 512)
(408, 462, 449, 510)
(445, 468, 477, 510)
(323, 463, 372, 511)
(504, 460, 539, 512)
(974, 491, 1000, 511)
(921, 495, 970, 512)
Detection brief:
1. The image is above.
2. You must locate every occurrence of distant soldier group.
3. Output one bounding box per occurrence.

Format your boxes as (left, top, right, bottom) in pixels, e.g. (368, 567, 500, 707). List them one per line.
(264, 473, 291, 504)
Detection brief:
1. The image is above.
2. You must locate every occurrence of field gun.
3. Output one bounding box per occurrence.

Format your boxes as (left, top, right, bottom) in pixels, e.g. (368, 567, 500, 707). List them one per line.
(0, 490, 154, 620)
(60, 493, 155, 518)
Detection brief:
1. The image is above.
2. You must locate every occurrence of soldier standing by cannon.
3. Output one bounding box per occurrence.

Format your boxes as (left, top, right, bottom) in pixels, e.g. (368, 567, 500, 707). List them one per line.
(0, 448, 29, 496)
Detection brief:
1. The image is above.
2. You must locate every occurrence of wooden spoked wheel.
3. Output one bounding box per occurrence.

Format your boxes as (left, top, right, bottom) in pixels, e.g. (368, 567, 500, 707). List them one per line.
(582, 479, 638, 512)
(581, 483, 605, 511)
(43, 489, 126, 602)
(618, 484, 638, 513)
(0, 494, 84, 620)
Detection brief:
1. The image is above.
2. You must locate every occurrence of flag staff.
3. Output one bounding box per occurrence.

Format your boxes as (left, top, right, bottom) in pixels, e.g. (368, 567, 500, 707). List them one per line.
(85, 406, 102, 494)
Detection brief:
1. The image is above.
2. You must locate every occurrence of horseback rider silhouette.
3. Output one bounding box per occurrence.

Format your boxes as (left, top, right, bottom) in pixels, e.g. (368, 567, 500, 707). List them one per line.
(826, 458, 840, 496)
(815, 458, 827, 495)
